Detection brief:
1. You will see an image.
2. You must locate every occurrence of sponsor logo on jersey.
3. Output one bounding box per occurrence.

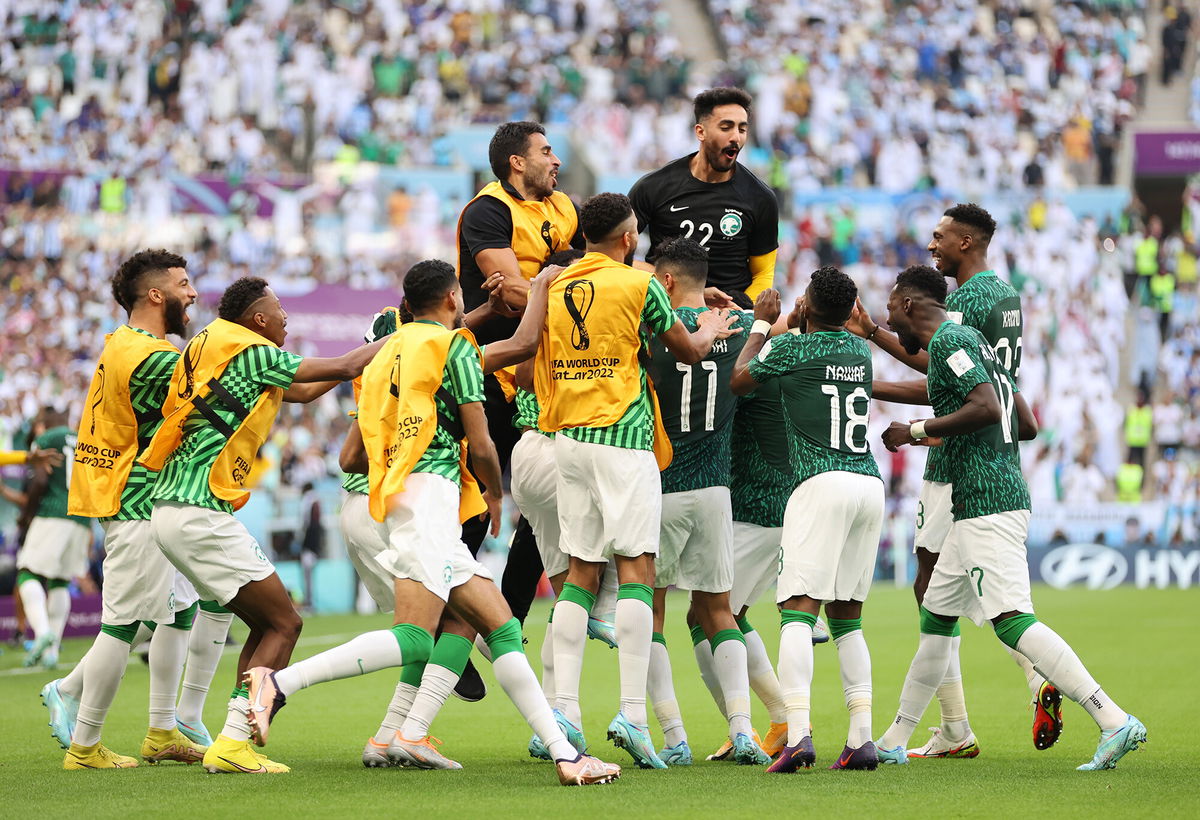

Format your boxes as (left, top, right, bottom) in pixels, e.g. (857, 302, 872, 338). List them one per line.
(720, 212, 743, 237)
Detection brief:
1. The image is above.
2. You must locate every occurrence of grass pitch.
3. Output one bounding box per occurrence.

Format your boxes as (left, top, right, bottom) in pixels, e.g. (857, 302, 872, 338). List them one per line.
(2, 584, 1196, 818)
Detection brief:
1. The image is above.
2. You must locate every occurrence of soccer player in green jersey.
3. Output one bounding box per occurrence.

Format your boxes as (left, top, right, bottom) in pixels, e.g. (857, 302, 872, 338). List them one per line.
(732, 269, 885, 772)
(874, 265, 1147, 771)
(16, 407, 91, 670)
(643, 237, 764, 766)
(850, 203, 1053, 757)
(143, 277, 387, 774)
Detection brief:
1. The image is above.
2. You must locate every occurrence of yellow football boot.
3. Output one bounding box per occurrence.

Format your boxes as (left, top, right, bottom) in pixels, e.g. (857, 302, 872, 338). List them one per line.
(761, 722, 788, 758)
(202, 734, 289, 774)
(141, 727, 207, 764)
(64, 742, 139, 769)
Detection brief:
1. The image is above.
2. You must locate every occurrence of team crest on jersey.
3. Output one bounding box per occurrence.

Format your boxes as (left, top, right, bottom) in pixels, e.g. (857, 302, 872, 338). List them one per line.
(720, 212, 743, 237)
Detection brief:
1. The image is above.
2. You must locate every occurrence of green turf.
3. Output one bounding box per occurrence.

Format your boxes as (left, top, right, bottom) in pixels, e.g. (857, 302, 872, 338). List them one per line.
(2, 584, 1196, 818)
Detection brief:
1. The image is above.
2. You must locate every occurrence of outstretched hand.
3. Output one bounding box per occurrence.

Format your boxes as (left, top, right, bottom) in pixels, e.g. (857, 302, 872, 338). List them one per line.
(483, 272, 520, 317)
(753, 288, 781, 324)
(845, 296, 875, 338)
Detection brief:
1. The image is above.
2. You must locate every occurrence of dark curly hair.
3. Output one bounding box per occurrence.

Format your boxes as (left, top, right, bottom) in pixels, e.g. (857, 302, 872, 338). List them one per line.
(217, 277, 270, 320)
(543, 249, 585, 270)
(488, 121, 546, 181)
(402, 259, 458, 313)
(694, 87, 752, 123)
(807, 266, 858, 323)
(944, 203, 996, 244)
(654, 236, 708, 285)
(580, 192, 634, 243)
(894, 264, 948, 303)
(110, 249, 187, 311)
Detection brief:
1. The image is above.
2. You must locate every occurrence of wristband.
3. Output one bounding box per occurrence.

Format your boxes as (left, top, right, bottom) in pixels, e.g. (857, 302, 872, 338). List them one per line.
(750, 320, 772, 337)
(866, 325, 880, 340)
(909, 420, 928, 440)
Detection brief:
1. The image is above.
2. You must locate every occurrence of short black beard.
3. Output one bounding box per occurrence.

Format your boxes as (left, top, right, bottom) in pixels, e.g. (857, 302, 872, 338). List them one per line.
(165, 297, 188, 337)
(623, 248, 635, 266)
(897, 327, 923, 356)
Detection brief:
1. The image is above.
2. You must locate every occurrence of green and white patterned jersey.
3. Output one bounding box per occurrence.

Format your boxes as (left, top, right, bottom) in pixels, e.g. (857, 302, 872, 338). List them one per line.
(411, 325, 486, 485)
(152, 345, 302, 513)
(649, 307, 754, 494)
(926, 271, 1023, 483)
(513, 387, 552, 437)
(110, 335, 180, 520)
(730, 380, 794, 528)
(33, 426, 88, 524)
(560, 276, 676, 452)
(926, 321, 1030, 521)
(747, 330, 880, 487)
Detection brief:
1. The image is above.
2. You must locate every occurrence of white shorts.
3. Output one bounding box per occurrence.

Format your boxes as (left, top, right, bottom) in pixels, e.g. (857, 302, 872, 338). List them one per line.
(655, 486, 734, 593)
(729, 522, 782, 613)
(913, 480, 953, 554)
(174, 571, 200, 611)
(340, 492, 395, 612)
(777, 471, 884, 604)
(16, 516, 91, 581)
(922, 510, 1034, 626)
(151, 501, 275, 606)
(98, 519, 176, 623)
(511, 431, 567, 578)
(374, 472, 492, 603)
(555, 434, 660, 562)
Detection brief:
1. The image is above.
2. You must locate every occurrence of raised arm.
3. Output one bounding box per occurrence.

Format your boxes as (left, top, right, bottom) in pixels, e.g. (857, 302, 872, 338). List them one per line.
(846, 297, 929, 374)
(872, 378, 931, 405)
(480, 265, 561, 373)
(285, 338, 388, 403)
(730, 289, 780, 395)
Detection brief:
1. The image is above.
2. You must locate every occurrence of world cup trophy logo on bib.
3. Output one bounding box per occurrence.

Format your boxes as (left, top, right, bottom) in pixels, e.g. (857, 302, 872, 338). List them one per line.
(89, 364, 106, 435)
(178, 329, 209, 398)
(564, 280, 594, 351)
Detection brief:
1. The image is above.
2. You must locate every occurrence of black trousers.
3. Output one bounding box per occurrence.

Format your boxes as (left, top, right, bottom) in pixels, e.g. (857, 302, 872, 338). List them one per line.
(462, 374, 544, 624)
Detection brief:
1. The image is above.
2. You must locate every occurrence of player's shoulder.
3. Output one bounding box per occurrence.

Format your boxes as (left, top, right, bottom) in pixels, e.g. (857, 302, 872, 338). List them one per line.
(732, 162, 776, 200)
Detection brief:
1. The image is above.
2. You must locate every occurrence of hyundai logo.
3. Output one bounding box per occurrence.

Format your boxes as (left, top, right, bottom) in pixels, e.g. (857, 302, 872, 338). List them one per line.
(1040, 544, 1128, 590)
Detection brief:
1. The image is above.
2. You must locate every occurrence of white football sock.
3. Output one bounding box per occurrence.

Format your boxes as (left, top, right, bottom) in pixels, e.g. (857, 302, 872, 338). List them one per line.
(1014, 622, 1126, 731)
(745, 627, 787, 723)
(220, 692, 252, 742)
(73, 632, 133, 747)
(399, 665, 458, 742)
(551, 599, 589, 725)
(19, 579, 50, 638)
(177, 609, 234, 725)
(835, 629, 873, 749)
(539, 622, 556, 700)
(375, 681, 419, 745)
(594, 566, 619, 622)
(274, 630, 403, 697)
(778, 621, 814, 746)
(647, 640, 686, 747)
(59, 645, 91, 699)
(492, 650, 576, 761)
(615, 597, 652, 727)
(879, 633, 953, 750)
(692, 638, 729, 720)
(148, 625, 189, 730)
(936, 635, 972, 742)
(46, 586, 70, 649)
(713, 638, 753, 738)
(1004, 644, 1045, 701)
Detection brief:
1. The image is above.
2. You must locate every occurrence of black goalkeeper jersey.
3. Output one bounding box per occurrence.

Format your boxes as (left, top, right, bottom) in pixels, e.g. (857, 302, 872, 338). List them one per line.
(628, 153, 779, 295)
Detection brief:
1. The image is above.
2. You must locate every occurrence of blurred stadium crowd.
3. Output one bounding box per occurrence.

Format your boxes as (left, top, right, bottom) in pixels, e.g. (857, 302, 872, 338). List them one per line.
(2, 0, 1197, 562)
